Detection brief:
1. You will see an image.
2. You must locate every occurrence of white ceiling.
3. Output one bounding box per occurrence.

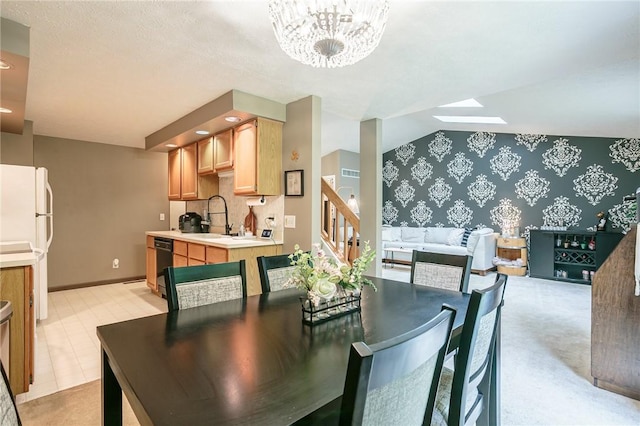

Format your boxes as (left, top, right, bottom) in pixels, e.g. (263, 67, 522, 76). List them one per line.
(1, 1, 638, 156)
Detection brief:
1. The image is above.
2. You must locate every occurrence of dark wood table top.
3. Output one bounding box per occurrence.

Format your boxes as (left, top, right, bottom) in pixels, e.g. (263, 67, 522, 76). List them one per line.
(97, 276, 470, 425)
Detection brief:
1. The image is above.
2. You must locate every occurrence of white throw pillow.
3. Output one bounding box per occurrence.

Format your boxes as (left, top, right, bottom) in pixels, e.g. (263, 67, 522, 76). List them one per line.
(425, 227, 453, 244)
(389, 227, 402, 241)
(402, 227, 426, 243)
(447, 228, 465, 246)
(381, 228, 392, 241)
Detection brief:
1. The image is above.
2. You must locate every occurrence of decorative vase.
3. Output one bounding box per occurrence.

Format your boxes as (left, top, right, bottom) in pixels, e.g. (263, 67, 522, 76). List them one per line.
(300, 288, 361, 325)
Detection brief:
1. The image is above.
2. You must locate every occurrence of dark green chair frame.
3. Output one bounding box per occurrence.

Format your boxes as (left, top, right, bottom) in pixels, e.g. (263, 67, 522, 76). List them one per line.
(257, 253, 295, 293)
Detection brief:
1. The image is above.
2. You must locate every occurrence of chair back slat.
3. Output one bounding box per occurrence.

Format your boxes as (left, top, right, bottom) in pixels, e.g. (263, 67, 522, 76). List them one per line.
(176, 276, 244, 310)
(258, 253, 303, 293)
(165, 260, 247, 312)
(410, 251, 473, 293)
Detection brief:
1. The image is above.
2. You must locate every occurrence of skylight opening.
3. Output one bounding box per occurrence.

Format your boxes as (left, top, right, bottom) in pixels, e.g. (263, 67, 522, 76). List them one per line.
(438, 98, 483, 108)
(433, 116, 506, 124)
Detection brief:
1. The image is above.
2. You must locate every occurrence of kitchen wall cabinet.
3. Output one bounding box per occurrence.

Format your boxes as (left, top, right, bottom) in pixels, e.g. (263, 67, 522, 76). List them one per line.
(0, 265, 33, 395)
(214, 128, 234, 172)
(197, 137, 214, 175)
(181, 143, 198, 199)
(168, 149, 182, 200)
(233, 118, 282, 195)
(168, 144, 219, 200)
(145, 236, 157, 292)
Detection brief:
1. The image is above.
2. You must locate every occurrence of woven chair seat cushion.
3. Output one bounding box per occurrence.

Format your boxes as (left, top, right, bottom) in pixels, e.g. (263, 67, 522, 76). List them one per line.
(432, 367, 479, 426)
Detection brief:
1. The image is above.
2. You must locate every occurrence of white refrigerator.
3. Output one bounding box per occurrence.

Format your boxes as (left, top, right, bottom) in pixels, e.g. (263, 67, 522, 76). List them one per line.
(0, 164, 53, 320)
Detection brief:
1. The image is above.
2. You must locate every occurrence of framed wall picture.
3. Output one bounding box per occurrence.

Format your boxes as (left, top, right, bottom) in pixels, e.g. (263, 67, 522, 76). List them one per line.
(285, 169, 304, 196)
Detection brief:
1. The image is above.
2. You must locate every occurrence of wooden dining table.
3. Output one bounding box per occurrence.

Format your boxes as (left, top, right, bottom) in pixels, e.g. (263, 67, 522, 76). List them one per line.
(97, 276, 500, 425)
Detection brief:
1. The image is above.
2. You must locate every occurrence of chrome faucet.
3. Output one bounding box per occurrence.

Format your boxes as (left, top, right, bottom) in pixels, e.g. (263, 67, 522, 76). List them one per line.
(207, 195, 232, 235)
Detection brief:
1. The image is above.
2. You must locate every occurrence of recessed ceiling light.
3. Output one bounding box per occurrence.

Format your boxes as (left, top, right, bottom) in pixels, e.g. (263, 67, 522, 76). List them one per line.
(0, 59, 12, 70)
(195, 130, 210, 135)
(0, 107, 13, 114)
(225, 116, 242, 123)
(438, 98, 483, 108)
(166, 143, 178, 148)
(433, 115, 506, 124)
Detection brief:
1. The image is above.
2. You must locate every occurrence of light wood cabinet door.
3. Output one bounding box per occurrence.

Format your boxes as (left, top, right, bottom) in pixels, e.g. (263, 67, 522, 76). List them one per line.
(206, 246, 228, 264)
(173, 254, 189, 268)
(181, 143, 198, 200)
(0, 266, 33, 394)
(233, 121, 257, 194)
(188, 243, 206, 262)
(197, 137, 214, 175)
(173, 240, 188, 257)
(213, 128, 233, 172)
(168, 149, 182, 200)
(146, 247, 157, 291)
(233, 118, 282, 196)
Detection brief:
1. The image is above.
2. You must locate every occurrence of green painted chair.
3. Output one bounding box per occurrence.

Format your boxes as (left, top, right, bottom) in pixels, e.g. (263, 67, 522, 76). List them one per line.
(257, 253, 298, 293)
(164, 260, 247, 312)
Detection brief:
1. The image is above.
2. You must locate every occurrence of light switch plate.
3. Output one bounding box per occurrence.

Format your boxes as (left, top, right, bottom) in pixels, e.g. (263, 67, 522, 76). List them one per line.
(284, 215, 296, 228)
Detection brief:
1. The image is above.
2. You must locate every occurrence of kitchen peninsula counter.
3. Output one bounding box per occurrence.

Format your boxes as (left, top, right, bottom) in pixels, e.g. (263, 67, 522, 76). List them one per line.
(145, 231, 282, 296)
(146, 230, 282, 248)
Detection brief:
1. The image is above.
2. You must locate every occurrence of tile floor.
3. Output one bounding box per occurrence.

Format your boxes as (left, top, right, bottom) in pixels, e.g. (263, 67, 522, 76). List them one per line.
(16, 280, 167, 403)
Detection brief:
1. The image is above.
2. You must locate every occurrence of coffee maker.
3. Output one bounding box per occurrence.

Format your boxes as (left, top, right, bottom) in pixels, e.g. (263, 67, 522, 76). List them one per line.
(178, 212, 202, 233)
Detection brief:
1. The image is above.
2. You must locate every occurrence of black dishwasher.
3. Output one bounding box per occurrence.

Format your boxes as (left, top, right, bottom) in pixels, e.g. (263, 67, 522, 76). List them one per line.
(154, 237, 173, 298)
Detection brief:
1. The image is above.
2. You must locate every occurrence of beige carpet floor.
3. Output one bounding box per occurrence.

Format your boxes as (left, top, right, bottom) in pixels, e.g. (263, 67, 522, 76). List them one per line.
(17, 379, 139, 425)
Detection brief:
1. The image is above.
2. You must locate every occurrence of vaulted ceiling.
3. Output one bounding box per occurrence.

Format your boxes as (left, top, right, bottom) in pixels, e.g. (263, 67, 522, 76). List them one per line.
(1, 1, 638, 155)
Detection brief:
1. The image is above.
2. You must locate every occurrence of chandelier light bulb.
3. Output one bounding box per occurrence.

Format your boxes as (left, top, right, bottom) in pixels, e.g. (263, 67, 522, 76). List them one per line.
(269, 0, 390, 68)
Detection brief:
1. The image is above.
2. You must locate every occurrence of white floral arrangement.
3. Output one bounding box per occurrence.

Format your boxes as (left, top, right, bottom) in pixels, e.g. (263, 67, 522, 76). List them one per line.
(287, 242, 376, 306)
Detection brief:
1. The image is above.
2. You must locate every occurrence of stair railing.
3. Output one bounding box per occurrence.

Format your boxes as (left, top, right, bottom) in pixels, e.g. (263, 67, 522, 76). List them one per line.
(320, 178, 360, 266)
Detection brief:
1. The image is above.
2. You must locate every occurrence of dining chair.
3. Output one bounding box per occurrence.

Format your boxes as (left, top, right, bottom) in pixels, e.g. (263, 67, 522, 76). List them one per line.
(297, 306, 457, 425)
(410, 251, 473, 293)
(431, 273, 508, 426)
(0, 363, 20, 426)
(164, 260, 247, 312)
(257, 253, 297, 293)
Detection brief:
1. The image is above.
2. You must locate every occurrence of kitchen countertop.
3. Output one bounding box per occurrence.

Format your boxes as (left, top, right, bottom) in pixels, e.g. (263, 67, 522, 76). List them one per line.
(0, 241, 40, 268)
(146, 231, 282, 248)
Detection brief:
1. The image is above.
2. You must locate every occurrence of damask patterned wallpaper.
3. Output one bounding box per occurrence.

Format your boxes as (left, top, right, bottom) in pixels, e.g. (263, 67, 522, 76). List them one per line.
(382, 131, 639, 233)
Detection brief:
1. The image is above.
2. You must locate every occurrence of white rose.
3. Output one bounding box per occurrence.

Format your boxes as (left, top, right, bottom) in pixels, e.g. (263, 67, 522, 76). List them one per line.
(312, 277, 337, 300)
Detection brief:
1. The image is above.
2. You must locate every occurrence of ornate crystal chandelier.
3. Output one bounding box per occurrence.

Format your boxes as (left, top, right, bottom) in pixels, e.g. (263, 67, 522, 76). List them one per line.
(268, 0, 390, 68)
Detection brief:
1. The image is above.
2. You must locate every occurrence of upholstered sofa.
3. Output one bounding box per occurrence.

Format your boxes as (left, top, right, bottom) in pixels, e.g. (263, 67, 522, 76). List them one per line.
(381, 226, 498, 275)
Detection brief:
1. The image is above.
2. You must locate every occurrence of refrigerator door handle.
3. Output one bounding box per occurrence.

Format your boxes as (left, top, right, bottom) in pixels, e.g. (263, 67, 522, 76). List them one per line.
(46, 182, 53, 249)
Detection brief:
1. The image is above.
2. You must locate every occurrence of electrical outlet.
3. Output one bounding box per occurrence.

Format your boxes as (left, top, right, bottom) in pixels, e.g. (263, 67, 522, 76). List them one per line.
(160, 213, 165, 221)
(268, 215, 276, 227)
(112, 258, 119, 269)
